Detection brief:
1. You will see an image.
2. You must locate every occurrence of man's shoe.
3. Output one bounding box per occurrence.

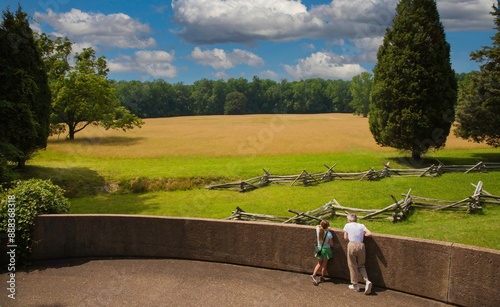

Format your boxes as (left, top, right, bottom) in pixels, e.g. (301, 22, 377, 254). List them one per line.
(348, 284, 360, 292)
(319, 277, 326, 283)
(310, 275, 319, 286)
(365, 280, 372, 295)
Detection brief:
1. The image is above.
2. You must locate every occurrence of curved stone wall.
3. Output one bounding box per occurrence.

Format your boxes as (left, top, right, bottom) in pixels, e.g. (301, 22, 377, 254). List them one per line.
(31, 214, 500, 306)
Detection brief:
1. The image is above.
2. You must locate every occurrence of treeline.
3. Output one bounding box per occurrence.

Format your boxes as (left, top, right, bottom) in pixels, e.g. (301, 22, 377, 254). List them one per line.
(113, 77, 354, 118)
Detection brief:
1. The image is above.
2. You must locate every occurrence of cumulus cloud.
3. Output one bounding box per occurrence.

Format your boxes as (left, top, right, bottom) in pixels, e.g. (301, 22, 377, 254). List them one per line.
(214, 71, 230, 79)
(172, 0, 324, 44)
(108, 50, 177, 78)
(31, 1, 496, 82)
(171, 0, 496, 45)
(284, 51, 366, 80)
(170, 0, 404, 44)
(34, 9, 156, 48)
(29, 21, 42, 34)
(258, 70, 279, 80)
(190, 47, 264, 70)
(310, 0, 398, 39)
(438, 0, 497, 31)
(351, 37, 384, 62)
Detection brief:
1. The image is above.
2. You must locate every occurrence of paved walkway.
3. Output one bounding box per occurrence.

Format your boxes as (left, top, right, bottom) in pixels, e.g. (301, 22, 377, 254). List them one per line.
(1, 258, 451, 307)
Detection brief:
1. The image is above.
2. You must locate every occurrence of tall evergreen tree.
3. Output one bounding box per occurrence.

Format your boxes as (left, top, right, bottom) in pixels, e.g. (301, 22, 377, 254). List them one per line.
(370, 0, 457, 160)
(454, 2, 500, 147)
(0, 6, 51, 168)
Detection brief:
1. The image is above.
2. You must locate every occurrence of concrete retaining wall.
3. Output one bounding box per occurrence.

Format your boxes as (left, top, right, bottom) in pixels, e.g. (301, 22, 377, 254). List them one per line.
(31, 214, 500, 306)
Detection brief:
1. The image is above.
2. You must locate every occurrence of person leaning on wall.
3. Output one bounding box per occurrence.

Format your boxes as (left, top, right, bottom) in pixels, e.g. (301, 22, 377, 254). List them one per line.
(343, 213, 373, 295)
(310, 219, 334, 286)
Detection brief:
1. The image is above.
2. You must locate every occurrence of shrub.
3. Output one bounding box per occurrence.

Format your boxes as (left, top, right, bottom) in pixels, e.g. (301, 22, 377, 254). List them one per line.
(0, 179, 70, 266)
(0, 158, 15, 184)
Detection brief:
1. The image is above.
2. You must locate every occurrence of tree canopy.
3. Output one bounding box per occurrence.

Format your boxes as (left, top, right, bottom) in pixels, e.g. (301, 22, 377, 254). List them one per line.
(114, 77, 354, 118)
(454, 1, 500, 147)
(349, 72, 372, 117)
(370, 0, 457, 160)
(224, 91, 247, 115)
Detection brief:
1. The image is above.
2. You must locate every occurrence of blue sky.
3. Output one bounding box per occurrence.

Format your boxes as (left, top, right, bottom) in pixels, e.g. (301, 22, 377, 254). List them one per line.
(2, 0, 497, 84)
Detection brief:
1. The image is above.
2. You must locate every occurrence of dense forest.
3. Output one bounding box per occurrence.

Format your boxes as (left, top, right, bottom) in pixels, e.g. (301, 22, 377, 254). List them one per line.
(113, 73, 469, 119)
(113, 77, 353, 118)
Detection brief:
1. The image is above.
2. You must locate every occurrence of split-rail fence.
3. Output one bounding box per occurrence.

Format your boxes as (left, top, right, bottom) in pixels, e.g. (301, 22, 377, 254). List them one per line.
(225, 182, 499, 224)
(206, 161, 500, 192)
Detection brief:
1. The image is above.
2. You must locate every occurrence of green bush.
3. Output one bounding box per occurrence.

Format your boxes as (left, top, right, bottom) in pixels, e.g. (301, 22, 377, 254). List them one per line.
(0, 179, 70, 266)
(0, 151, 18, 184)
(0, 160, 15, 184)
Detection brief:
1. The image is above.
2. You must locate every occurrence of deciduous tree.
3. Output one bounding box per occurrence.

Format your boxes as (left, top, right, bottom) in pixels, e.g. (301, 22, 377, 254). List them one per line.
(224, 91, 247, 115)
(454, 2, 500, 147)
(45, 45, 143, 140)
(349, 72, 372, 117)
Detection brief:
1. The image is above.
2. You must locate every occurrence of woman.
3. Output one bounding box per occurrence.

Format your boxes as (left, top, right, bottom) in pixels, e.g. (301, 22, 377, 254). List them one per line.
(311, 219, 334, 285)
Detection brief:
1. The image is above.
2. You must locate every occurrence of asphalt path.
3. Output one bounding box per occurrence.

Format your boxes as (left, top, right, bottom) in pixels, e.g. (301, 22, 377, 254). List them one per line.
(1, 258, 452, 307)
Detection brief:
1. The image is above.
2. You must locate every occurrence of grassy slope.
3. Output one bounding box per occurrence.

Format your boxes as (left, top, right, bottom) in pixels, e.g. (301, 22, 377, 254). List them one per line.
(25, 114, 500, 250)
(68, 173, 500, 250)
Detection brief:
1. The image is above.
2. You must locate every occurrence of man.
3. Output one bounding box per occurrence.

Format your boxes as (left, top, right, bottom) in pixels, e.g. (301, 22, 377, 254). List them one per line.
(343, 213, 373, 294)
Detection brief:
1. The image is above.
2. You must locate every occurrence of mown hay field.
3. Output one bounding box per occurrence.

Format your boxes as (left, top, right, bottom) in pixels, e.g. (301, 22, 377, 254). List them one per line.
(47, 113, 490, 158)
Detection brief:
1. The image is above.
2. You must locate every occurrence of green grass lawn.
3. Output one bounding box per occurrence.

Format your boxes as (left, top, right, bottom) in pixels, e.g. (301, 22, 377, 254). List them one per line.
(67, 169, 500, 250)
(17, 118, 500, 251)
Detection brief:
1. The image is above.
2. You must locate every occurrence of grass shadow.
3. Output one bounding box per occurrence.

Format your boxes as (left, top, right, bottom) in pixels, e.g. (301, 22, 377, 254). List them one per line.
(470, 151, 500, 162)
(19, 166, 106, 198)
(388, 151, 500, 169)
(386, 156, 438, 169)
(69, 192, 161, 215)
(49, 136, 144, 147)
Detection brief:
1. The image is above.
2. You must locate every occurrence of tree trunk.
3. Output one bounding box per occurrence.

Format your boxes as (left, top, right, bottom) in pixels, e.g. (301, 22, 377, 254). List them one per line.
(16, 158, 26, 169)
(412, 149, 422, 161)
(68, 127, 75, 140)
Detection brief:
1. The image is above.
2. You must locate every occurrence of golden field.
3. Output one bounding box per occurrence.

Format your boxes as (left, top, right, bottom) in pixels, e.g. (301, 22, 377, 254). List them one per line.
(47, 113, 489, 158)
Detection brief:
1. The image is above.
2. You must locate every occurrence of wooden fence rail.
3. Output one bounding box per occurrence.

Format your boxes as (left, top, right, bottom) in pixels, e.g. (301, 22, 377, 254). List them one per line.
(225, 203, 336, 225)
(206, 161, 500, 192)
(225, 190, 413, 224)
(328, 189, 413, 222)
(405, 181, 500, 213)
(225, 182, 499, 225)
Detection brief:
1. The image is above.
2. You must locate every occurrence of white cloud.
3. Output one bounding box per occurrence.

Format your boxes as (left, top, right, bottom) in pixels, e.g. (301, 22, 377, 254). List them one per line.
(108, 50, 177, 78)
(258, 70, 279, 80)
(34, 9, 156, 48)
(153, 4, 170, 14)
(438, 0, 497, 31)
(29, 21, 42, 34)
(172, 0, 496, 71)
(351, 36, 384, 62)
(284, 51, 366, 80)
(170, 0, 410, 44)
(172, 0, 324, 44)
(214, 71, 230, 79)
(310, 0, 398, 39)
(190, 47, 264, 70)
(301, 43, 316, 52)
